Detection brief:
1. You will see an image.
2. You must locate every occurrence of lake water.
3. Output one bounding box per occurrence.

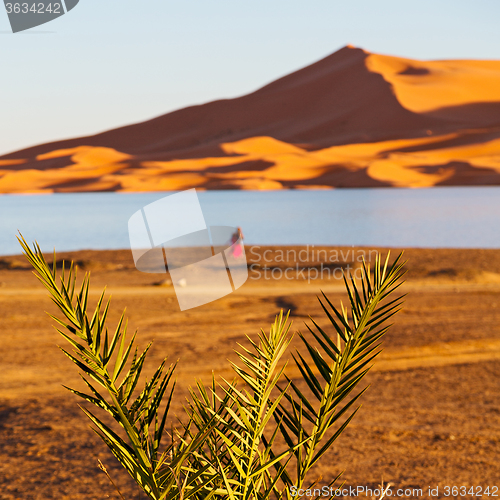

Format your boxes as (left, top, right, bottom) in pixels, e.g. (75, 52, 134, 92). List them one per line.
(0, 187, 499, 256)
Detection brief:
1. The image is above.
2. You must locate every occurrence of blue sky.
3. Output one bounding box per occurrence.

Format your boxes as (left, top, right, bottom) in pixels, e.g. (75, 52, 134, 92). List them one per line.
(1, 0, 499, 156)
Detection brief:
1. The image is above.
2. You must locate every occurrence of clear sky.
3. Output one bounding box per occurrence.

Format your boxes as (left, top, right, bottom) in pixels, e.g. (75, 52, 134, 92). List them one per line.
(1, 0, 499, 156)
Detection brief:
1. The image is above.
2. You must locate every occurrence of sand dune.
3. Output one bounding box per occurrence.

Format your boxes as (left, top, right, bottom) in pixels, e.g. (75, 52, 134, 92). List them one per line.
(2, 45, 500, 192)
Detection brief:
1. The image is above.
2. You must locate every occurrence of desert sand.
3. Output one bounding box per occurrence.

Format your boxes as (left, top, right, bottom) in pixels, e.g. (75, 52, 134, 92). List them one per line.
(1, 246, 500, 499)
(1, 46, 500, 193)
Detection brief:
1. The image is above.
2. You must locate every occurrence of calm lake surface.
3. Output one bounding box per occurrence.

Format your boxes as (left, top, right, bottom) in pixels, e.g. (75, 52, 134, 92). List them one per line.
(1, 187, 499, 256)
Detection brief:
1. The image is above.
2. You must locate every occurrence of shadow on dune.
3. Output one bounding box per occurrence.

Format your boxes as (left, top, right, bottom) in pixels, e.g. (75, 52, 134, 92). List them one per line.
(424, 101, 500, 127)
(411, 161, 500, 186)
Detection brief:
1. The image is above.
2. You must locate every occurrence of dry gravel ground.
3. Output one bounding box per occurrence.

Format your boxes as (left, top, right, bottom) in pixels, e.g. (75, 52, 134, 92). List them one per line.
(1, 246, 500, 499)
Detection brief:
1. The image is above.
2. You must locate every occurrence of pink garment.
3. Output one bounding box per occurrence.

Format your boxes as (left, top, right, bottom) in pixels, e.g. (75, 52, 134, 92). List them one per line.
(230, 228, 244, 257)
(233, 244, 243, 258)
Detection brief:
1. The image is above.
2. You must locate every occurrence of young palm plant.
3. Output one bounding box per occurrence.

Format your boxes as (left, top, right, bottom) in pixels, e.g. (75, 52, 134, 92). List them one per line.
(19, 237, 220, 499)
(19, 235, 405, 499)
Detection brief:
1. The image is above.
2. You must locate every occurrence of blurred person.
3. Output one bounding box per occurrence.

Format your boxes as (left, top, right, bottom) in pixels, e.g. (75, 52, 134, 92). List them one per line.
(230, 227, 244, 258)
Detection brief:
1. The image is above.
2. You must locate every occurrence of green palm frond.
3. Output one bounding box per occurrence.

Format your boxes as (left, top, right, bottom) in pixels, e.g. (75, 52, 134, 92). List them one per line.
(18, 235, 219, 500)
(186, 313, 311, 500)
(274, 252, 406, 491)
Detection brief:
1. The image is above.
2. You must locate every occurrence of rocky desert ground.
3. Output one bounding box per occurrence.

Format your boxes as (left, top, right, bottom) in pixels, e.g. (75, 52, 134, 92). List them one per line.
(1, 246, 499, 499)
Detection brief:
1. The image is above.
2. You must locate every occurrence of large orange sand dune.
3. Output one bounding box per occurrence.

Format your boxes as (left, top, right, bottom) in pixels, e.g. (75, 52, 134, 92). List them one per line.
(2, 46, 500, 192)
